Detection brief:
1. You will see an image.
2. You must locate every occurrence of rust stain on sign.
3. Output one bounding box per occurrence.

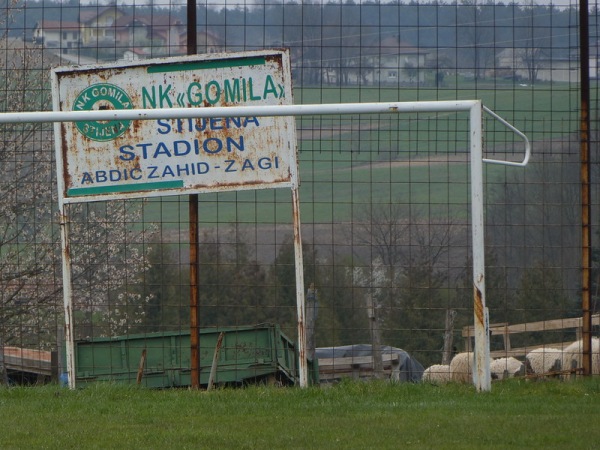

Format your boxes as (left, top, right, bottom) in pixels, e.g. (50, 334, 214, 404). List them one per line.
(52, 49, 297, 202)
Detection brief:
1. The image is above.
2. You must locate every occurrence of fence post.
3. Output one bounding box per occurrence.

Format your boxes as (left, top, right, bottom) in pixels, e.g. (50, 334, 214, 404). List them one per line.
(306, 284, 318, 361)
(0, 338, 7, 385)
(367, 293, 383, 379)
(442, 309, 456, 365)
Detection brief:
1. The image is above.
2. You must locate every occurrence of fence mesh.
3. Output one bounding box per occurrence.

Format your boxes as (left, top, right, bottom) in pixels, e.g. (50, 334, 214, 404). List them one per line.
(0, 0, 598, 386)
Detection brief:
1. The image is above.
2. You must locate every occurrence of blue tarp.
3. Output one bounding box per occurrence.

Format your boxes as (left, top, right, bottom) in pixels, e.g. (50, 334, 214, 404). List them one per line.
(315, 344, 424, 383)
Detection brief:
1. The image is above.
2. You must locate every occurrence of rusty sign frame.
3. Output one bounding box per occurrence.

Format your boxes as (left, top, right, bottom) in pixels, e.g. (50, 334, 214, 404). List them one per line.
(50, 50, 309, 390)
(0, 99, 530, 391)
(51, 50, 297, 203)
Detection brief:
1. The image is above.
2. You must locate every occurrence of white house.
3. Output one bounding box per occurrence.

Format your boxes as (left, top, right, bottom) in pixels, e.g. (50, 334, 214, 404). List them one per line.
(496, 47, 579, 83)
(32, 20, 80, 53)
(368, 36, 427, 85)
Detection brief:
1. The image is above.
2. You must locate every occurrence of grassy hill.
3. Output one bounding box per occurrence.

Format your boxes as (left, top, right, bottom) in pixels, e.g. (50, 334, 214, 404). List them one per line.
(141, 83, 573, 229)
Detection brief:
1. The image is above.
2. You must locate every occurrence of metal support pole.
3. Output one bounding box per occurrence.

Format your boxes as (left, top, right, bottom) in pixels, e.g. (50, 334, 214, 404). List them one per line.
(187, 0, 201, 389)
(59, 206, 76, 389)
(186, 0, 197, 56)
(292, 186, 308, 387)
(470, 102, 491, 392)
(189, 198, 200, 388)
(579, 0, 593, 377)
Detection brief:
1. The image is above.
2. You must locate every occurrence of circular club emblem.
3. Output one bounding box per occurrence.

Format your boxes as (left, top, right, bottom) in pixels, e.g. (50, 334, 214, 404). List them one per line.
(73, 83, 133, 141)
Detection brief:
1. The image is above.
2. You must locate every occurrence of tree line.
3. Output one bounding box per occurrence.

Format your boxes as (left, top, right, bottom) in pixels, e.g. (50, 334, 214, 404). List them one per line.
(4, 1, 594, 85)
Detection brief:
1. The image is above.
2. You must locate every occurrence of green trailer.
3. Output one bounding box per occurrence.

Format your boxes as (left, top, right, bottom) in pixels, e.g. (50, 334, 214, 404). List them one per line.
(74, 323, 317, 388)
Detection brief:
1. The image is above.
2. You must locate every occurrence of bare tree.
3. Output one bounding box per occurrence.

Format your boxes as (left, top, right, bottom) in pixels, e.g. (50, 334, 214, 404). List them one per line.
(515, 2, 553, 84)
(351, 202, 460, 365)
(457, 1, 503, 80)
(352, 203, 409, 359)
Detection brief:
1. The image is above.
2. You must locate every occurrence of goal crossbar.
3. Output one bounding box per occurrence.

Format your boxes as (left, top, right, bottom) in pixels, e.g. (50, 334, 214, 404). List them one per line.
(0, 100, 530, 391)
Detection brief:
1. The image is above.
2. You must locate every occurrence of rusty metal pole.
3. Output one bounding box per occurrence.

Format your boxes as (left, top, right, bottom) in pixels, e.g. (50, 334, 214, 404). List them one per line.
(187, 0, 201, 389)
(579, 0, 592, 376)
(189, 198, 200, 388)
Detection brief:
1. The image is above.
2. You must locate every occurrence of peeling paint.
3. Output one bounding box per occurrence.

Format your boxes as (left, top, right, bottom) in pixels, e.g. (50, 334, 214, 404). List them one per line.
(53, 50, 297, 202)
(474, 284, 484, 325)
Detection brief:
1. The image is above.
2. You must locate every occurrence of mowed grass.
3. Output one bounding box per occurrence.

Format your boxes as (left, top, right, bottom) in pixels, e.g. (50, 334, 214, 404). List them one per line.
(140, 83, 580, 229)
(1, 378, 599, 449)
(146, 161, 474, 226)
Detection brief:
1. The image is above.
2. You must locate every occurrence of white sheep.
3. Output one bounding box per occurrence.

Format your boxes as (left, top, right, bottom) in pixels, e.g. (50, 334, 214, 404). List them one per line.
(561, 337, 600, 378)
(490, 357, 524, 380)
(525, 347, 562, 376)
(422, 364, 451, 384)
(449, 352, 472, 383)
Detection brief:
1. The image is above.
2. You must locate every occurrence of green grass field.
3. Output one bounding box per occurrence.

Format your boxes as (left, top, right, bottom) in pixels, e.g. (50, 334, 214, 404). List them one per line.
(138, 83, 580, 230)
(1, 379, 599, 449)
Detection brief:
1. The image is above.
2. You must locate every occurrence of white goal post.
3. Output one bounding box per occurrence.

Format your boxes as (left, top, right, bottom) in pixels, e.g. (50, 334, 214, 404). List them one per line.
(0, 100, 530, 391)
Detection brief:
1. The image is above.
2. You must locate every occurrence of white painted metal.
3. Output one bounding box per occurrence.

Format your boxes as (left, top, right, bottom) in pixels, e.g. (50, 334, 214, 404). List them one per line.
(469, 104, 492, 392)
(483, 106, 531, 167)
(0, 100, 529, 391)
(51, 78, 78, 389)
(292, 185, 308, 387)
(51, 51, 297, 203)
(58, 207, 76, 389)
(0, 101, 479, 124)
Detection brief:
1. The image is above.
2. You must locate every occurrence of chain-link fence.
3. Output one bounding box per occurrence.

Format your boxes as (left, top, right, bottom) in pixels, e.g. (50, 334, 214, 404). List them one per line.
(0, 0, 598, 386)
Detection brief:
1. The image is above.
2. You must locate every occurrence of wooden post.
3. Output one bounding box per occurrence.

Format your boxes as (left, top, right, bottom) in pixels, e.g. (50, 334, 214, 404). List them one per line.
(136, 349, 147, 385)
(367, 292, 383, 379)
(207, 332, 225, 391)
(306, 284, 318, 360)
(0, 339, 7, 385)
(442, 309, 456, 365)
(50, 350, 59, 383)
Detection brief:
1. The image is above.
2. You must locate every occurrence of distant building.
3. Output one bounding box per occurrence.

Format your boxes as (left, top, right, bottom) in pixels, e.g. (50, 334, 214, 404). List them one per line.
(122, 47, 148, 62)
(79, 5, 127, 48)
(367, 36, 428, 86)
(381, 37, 427, 85)
(32, 20, 80, 53)
(496, 48, 579, 83)
(195, 30, 224, 54)
(31, 6, 220, 61)
(587, 42, 600, 79)
(317, 36, 427, 86)
(111, 14, 186, 57)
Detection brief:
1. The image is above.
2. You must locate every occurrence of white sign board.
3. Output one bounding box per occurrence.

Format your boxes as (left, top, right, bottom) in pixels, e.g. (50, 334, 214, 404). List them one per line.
(51, 49, 297, 203)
